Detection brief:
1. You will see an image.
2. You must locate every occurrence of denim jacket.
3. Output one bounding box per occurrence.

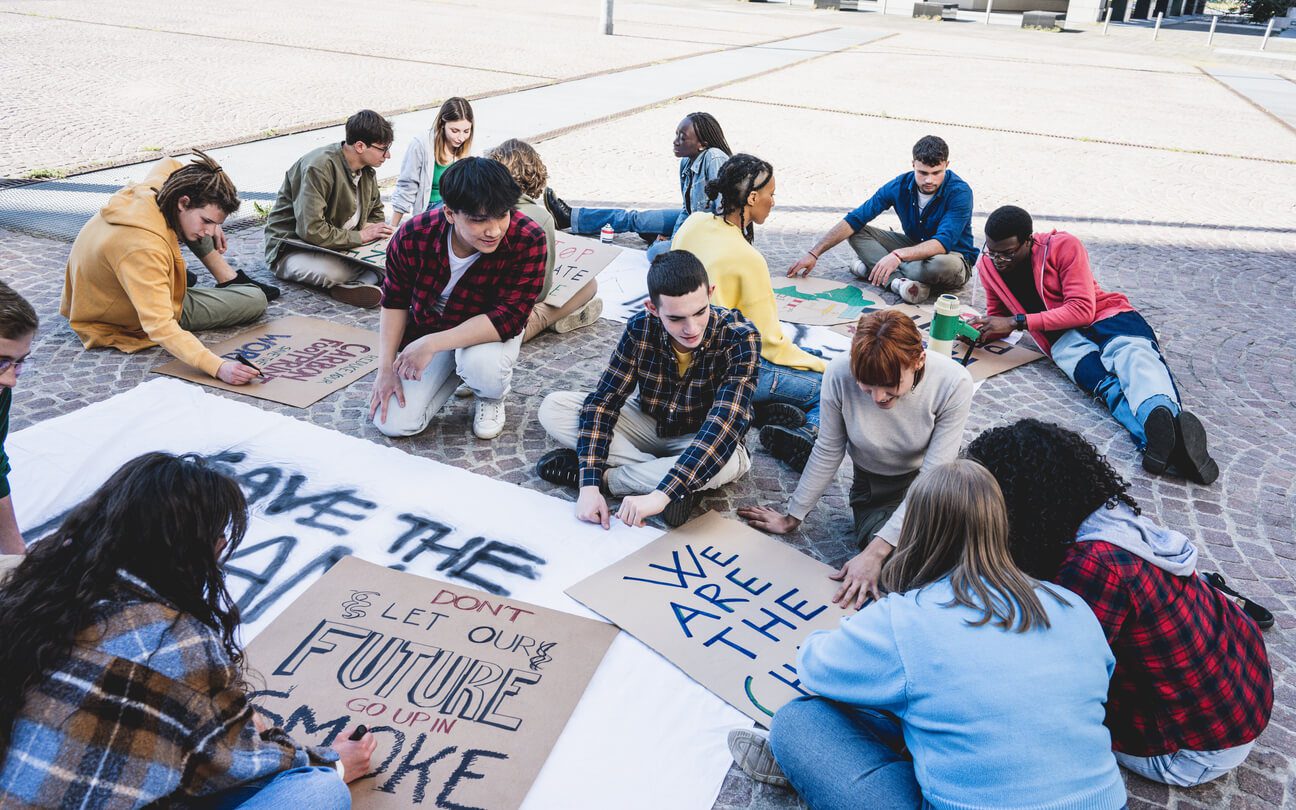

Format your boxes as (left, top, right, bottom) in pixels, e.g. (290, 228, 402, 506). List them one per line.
(671, 147, 729, 236)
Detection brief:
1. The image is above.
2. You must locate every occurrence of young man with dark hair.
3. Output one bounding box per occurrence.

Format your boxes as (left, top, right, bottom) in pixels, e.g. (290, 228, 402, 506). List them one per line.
(265, 109, 396, 308)
(369, 157, 547, 440)
(63, 151, 268, 384)
(0, 281, 38, 555)
(788, 135, 975, 304)
(535, 250, 761, 528)
(969, 205, 1217, 484)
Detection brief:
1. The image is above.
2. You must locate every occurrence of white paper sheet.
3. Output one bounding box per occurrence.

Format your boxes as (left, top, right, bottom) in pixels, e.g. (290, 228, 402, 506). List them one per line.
(8, 379, 745, 810)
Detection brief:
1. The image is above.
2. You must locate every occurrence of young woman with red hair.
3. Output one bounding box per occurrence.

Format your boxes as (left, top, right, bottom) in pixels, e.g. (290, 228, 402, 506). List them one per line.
(740, 309, 973, 607)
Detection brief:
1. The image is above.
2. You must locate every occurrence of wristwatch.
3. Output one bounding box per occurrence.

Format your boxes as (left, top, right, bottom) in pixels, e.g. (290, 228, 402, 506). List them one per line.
(1014, 314, 1027, 331)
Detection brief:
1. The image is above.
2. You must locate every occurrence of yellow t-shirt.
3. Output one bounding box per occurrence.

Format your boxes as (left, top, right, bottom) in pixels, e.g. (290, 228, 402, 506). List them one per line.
(672, 212, 827, 373)
(673, 346, 694, 377)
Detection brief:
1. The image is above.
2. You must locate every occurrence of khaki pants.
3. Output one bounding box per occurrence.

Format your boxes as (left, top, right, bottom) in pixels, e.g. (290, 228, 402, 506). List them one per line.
(373, 334, 524, 437)
(523, 282, 599, 343)
(274, 251, 379, 289)
(537, 390, 751, 496)
(179, 286, 268, 331)
(848, 226, 970, 290)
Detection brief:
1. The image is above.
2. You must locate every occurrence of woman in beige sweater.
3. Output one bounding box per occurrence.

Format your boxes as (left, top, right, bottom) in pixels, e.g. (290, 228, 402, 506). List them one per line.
(740, 310, 973, 608)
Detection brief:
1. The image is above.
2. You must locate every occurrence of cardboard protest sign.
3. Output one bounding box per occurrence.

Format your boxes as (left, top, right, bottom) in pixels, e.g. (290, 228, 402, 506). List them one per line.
(282, 236, 392, 273)
(567, 512, 852, 728)
(773, 277, 878, 326)
(544, 233, 620, 307)
(153, 316, 379, 407)
(831, 303, 1045, 383)
(245, 556, 617, 810)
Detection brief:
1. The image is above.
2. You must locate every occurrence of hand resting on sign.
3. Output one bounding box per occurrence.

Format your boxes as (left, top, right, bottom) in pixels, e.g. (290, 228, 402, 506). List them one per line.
(829, 536, 894, 610)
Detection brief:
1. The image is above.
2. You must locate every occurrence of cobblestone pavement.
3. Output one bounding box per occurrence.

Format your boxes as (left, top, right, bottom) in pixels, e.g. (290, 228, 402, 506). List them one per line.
(3, 3, 1296, 808)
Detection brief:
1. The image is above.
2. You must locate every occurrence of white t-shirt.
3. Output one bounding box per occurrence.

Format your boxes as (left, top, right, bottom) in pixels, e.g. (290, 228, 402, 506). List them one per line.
(435, 238, 481, 313)
(917, 190, 935, 214)
(343, 170, 362, 231)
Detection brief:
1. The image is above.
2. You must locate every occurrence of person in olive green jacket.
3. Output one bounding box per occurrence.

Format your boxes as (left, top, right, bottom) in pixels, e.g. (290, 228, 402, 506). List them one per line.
(0, 281, 36, 556)
(264, 110, 395, 308)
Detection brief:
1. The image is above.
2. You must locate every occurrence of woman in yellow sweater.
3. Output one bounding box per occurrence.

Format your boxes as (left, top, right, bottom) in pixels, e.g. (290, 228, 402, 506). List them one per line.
(673, 154, 826, 470)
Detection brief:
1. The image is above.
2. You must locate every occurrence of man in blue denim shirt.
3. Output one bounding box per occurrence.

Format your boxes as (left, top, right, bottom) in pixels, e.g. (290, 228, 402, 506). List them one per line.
(788, 136, 975, 304)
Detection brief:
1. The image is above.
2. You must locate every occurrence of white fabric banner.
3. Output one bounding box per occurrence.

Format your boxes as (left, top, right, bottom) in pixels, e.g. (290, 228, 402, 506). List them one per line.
(8, 379, 745, 810)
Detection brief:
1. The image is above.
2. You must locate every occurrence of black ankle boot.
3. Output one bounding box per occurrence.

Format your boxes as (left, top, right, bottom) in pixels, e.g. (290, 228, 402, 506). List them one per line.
(544, 188, 572, 231)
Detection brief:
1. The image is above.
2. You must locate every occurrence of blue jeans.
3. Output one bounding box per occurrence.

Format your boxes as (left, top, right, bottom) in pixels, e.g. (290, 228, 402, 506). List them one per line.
(1049, 310, 1180, 449)
(753, 358, 822, 429)
(197, 766, 350, 810)
(769, 696, 926, 810)
(1115, 741, 1253, 787)
(572, 206, 684, 264)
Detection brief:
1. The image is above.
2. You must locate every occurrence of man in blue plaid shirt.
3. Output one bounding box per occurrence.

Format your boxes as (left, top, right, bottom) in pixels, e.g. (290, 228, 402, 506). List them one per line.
(536, 251, 761, 528)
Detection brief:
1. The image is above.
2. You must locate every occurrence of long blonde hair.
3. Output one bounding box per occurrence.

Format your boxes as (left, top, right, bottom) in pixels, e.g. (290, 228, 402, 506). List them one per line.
(880, 460, 1066, 632)
(432, 97, 474, 166)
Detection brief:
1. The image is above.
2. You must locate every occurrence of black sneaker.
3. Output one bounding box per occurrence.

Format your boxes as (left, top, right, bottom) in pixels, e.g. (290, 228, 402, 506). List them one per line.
(661, 491, 701, 528)
(217, 269, 282, 302)
(536, 448, 581, 489)
(1203, 572, 1274, 629)
(186, 270, 198, 288)
(1141, 405, 1176, 476)
(544, 188, 572, 231)
(755, 402, 808, 430)
(761, 425, 814, 473)
(1173, 410, 1219, 485)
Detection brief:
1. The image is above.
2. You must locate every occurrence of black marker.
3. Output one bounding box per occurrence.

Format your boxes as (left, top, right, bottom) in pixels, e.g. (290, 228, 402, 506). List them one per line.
(234, 353, 264, 376)
(348, 725, 368, 741)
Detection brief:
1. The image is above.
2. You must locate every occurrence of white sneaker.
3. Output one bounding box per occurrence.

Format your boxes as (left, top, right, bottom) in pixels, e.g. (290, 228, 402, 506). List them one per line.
(890, 276, 931, 304)
(849, 258, 869, 280)
(726, 728, 789, 788)
(552, 297, 604, 333)
(454, 383, 473, 398)
(473, 397, 507, 440)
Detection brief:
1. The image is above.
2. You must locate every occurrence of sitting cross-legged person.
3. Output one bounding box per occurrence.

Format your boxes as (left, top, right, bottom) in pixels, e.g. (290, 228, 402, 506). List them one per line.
(535, 250, 760, 528)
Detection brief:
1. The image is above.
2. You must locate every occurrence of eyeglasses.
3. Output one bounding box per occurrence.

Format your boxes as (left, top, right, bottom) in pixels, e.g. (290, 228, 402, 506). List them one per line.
(0, 356, 29, 374)
(982, 238, 1032, 263)
(366, 143, 392, 156)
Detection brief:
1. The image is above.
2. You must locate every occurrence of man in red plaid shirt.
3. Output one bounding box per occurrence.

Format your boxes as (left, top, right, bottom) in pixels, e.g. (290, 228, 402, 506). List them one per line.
(535, 251, 760, 528)
(369, 158, 547, 440)
(969, 420, 1272, 788)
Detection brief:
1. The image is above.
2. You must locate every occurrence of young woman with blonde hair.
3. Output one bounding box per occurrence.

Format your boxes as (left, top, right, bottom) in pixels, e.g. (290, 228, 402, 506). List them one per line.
(730, 460, 1126, 810)
(391, 97, 475, 227)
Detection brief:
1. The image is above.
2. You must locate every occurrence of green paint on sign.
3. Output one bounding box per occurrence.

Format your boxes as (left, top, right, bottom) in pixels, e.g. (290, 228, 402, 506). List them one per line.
(773, 284, 876, 309)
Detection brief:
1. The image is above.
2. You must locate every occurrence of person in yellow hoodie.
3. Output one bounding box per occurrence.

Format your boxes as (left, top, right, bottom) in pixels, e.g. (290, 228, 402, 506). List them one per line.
(672, 153, 827, 471)
(62, 151, 268, 384)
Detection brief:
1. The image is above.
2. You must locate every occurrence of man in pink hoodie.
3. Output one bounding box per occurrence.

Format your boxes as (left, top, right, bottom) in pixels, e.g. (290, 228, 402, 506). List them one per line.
(969, 205, 1217, 485)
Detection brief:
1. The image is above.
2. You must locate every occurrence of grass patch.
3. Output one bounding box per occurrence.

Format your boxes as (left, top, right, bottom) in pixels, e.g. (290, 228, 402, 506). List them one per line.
(25, 167, 67, 180)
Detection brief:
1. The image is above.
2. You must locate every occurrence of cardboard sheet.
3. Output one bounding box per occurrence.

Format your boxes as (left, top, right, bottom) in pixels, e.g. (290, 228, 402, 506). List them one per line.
(282, 236, 391, 273)
(544, 234, 620, 307)
(568, 512, 852, 728)
(772, 276, 878, 326)
(152, 316, 380, 407)
(246, 556, 616, 809)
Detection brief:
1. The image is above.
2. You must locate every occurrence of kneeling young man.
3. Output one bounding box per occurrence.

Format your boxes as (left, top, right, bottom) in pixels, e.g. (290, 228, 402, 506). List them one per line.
(969, 205, 1217, 484)
(536, 250, 761, 528)
(369, 157, 547, 440)
(62, 151, 268, 385)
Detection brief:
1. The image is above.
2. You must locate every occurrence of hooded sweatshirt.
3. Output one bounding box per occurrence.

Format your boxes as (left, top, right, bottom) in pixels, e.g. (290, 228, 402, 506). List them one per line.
(61, 159, 225, 377)
(1075, 502, 1197, 576)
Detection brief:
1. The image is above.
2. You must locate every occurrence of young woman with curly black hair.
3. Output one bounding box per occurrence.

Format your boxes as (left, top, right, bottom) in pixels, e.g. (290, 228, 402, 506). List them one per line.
(672, 154, 827, 469)
(0, 453, 375, 808)
(967, 419, 1273, 787)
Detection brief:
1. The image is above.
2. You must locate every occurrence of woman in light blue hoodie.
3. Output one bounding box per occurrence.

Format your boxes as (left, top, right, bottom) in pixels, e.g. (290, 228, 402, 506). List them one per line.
(728, 460, 1127, 810)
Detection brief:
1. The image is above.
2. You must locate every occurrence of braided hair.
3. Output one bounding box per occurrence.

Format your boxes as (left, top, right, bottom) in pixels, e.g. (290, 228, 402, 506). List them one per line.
(685, 112, 732, 157)
(966, 419, 1140, 579)
(704, 153, 772, 243)
(154, 149, 240, 236)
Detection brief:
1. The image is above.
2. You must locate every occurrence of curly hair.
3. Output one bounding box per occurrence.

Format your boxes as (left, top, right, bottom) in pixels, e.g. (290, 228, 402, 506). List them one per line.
(966, 419, 1140, 579)
(703, 153, 772, 243)
(0, 452, 249, 753)
(485, 138, 548, 198)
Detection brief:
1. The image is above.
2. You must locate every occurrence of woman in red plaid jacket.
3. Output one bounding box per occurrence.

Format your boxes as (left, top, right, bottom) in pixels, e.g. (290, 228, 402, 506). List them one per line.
(969, 419, 1272, 788)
